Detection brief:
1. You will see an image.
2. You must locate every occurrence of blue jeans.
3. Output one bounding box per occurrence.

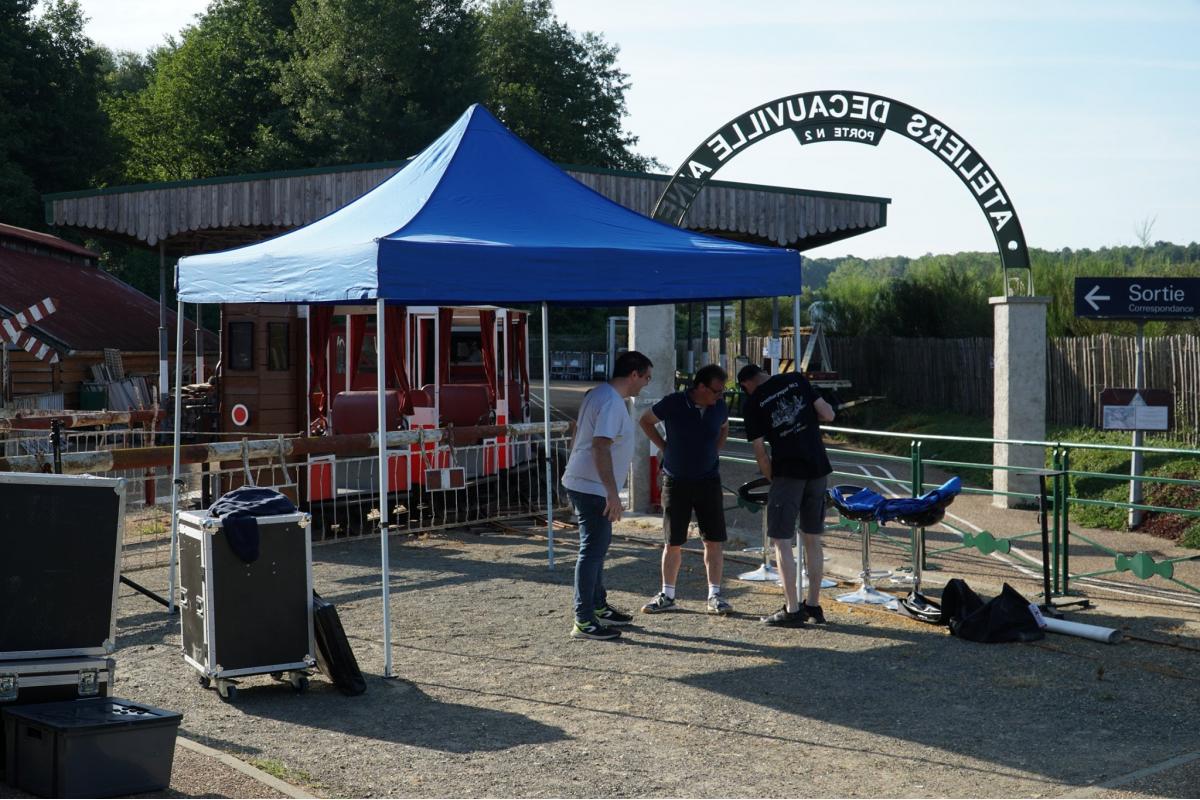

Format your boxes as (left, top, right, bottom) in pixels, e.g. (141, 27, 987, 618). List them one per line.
(569, 490, 611, 623)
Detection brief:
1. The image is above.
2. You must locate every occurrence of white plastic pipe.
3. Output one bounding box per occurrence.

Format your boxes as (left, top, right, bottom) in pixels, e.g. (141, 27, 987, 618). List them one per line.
(1042, 617, 1122, 644)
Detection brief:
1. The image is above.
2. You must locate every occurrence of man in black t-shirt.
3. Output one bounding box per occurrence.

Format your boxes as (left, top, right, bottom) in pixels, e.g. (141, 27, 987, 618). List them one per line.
(738, 363, 836, 627)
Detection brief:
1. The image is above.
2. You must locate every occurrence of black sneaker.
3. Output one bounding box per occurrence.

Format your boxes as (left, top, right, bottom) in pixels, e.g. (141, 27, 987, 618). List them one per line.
(761, 606, 806, 627)
(571, 620, 622, 640)
(641, 592, 677, 614)
(595, 605, 634, 626)
(802, 603, 827, 624)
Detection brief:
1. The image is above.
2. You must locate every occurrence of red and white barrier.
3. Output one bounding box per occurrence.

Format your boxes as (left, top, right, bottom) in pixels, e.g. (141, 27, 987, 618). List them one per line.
(1, 297, 60, 364)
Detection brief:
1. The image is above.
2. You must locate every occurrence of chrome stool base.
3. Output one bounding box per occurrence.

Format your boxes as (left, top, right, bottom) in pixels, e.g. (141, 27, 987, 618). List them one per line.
(739, 564, 781, 582)
(837, 585, 896, 605)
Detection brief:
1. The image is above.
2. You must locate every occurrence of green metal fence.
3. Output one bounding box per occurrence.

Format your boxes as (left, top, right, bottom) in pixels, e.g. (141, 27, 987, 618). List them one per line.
(723, 419, 1200, 603)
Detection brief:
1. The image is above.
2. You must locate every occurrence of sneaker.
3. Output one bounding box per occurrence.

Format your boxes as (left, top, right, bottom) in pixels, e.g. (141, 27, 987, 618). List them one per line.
(761, 606, 806, 627)
(571, 620, 622, 640)
(641, 592, 677, 614)
(802, 603, 827, 624)
(706, 594, 733, 615)
(595, 605, 634, 626)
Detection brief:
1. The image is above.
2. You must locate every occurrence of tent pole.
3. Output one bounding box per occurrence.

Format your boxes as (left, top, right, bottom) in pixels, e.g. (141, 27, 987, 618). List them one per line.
(793, 264, 804, 603)
(167, 304, 185, 615)
(377, 298, 393, 677)
(541, 302, 554, 568)
(194, 303, 203, 382)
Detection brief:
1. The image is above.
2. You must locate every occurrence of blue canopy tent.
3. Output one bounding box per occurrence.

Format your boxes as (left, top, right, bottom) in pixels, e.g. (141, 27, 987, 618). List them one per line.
(173, 105, 802, 674)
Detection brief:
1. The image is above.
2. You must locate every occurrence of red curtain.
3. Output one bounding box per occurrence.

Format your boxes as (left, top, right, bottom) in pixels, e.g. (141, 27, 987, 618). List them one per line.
(478, 309, 497, 404)
(308, 305, 334, 433)
(384, 305, 413, 414)
(437, 307, 453, 385)
(515, 313, 530, 408)
(348, 315, 366, 389)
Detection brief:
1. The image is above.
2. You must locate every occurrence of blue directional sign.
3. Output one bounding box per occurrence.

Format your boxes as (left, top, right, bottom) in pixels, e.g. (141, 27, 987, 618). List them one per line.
(1074, 277, 1200, 320)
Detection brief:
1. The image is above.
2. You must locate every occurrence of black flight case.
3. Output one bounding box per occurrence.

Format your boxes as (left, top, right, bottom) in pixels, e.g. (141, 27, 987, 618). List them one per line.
(177, 510, 316, 702)
(0, 472, 125, 662)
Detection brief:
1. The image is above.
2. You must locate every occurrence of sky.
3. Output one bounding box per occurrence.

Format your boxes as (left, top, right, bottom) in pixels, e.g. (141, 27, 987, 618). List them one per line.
(72, 0, 1200, 260)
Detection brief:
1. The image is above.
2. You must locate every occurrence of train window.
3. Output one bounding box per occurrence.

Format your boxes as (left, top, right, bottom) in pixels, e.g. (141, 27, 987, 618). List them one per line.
(267, 322, 289, 370)
(451, 331, 484, 364)
(358, 333, 377, 374)
(228, 322, 253, 371)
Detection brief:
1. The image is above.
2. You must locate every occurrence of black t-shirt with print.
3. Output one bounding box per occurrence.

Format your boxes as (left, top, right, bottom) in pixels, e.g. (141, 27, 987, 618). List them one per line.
(743, 373, 831, 479)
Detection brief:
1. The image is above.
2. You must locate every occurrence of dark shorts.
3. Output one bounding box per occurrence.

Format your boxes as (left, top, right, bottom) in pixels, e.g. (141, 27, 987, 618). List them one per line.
(662, 475, 727, 546)
(766, 475, 828, 539)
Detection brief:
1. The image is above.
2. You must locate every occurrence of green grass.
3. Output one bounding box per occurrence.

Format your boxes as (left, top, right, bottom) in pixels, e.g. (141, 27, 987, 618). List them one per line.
(1055, 426, 1200, 544)
(249, 757, 321, 790)
(831, 404, 1200, 547)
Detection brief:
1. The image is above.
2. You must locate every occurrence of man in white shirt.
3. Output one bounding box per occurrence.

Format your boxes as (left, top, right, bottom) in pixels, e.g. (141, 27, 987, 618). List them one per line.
(562, 350, 653, 640)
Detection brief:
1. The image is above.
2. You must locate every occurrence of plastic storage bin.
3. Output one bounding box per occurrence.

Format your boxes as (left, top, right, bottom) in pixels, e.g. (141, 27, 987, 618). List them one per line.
(2, 697, 181, 798)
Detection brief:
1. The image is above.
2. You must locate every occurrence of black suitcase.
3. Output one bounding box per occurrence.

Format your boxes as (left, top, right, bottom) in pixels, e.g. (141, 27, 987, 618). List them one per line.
(312, 593, 366, 696)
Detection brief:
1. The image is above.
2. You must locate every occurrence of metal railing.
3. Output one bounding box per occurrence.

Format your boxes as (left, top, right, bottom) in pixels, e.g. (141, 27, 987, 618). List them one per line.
(724, 417, 1200, 605)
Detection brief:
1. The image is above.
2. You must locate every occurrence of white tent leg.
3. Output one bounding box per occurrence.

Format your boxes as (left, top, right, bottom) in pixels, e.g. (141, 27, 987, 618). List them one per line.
(377, 299, 392, 677)
(793, 272, 805, 602)
(194, 303, 204, 381)
(167, 306, 185, 614)
(541, 302, 554, 568)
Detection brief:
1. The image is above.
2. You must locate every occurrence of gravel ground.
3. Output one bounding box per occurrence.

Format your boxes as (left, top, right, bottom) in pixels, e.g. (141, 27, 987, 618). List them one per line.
(65, 508, 1200, 799)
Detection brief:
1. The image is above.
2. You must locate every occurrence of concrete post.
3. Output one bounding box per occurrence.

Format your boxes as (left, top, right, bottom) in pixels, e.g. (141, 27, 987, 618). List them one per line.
(630, 304, 676, 513)
(991, 295, 1050, 508)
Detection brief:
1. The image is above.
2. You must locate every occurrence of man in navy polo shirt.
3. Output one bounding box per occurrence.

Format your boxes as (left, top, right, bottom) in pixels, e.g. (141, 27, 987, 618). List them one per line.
(637, 364, 733, 615)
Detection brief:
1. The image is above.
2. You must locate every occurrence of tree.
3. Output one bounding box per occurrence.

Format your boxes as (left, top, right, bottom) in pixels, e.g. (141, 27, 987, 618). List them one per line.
(278, 0, 482, 165)
(106, 0, 298, 181)
(478, 0, 657, 171)
(0, 0, 112, 226)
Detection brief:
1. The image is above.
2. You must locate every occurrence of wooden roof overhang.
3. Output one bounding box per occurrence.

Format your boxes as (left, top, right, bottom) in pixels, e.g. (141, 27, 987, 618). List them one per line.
(44, 162, 889, 257)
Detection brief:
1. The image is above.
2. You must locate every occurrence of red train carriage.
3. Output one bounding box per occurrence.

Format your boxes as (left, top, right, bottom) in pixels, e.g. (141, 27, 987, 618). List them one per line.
(218, 303, 533, 509)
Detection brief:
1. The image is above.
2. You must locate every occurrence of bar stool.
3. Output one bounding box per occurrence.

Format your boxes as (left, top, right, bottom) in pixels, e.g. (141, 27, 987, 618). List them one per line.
(895, 499, 954, 620)
(827, 484, 894, 605)
(736, 477, 838, 587)
(736, 477, 778, 582)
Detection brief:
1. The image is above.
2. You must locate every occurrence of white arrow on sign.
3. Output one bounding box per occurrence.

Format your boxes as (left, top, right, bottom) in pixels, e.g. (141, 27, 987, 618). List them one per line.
(1085, 285, 1111, 311)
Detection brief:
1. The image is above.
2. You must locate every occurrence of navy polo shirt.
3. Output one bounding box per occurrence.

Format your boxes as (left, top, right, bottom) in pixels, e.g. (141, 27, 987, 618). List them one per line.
(652, 390, 728, 481)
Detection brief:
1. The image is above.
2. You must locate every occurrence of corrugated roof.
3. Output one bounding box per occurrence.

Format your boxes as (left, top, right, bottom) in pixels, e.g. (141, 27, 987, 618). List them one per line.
(0, 246, 201, 353)
(44, 162, 889, 253)
(0, 222, 96, 259)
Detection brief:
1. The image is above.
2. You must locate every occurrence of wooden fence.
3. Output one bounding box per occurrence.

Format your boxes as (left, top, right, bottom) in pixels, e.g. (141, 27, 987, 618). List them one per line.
(1048, 335, 1200, 441)
(692, 333, 1200, 442)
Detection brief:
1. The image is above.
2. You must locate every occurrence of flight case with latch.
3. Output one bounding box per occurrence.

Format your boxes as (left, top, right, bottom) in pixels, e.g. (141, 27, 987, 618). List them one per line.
(177, 510, 315, 702)
(0, 474, 125, 662)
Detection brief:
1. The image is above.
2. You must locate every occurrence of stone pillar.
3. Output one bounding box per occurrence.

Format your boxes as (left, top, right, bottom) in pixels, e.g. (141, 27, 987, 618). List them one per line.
(629, 304, 676, 513)
(991, 295, 1050, 508)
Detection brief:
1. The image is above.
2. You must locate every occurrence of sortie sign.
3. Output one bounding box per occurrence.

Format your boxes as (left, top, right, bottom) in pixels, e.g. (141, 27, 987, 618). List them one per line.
(1074, 277, 1200, 320)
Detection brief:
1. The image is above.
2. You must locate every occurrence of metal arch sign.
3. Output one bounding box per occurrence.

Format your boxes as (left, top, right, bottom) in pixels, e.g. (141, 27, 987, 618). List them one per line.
(652, 90, 1030, 281)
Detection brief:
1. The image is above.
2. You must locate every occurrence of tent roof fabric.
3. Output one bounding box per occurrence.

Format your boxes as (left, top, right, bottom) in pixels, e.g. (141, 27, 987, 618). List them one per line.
(177, 105, 801, 306)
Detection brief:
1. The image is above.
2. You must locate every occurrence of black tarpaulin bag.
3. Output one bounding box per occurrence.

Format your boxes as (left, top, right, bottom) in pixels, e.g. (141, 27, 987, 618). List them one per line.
(313, 591, 367, 696)
(938, 578, 1044, 643)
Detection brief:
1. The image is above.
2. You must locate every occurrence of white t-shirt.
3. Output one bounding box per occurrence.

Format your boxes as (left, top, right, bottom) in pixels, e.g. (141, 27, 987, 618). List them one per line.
(562, 383, 634, 497)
